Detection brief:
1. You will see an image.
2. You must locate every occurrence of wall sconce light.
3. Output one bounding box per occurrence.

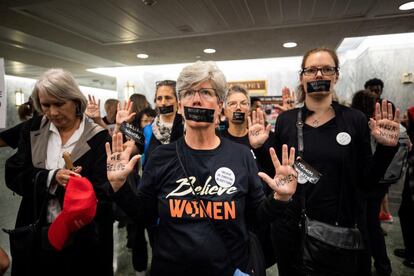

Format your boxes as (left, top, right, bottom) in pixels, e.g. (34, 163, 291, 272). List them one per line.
(124, 81, 135, 99)
(15, 89, 24, 106)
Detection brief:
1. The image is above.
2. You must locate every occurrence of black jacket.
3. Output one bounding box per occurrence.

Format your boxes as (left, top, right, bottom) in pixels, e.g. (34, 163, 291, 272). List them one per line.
(5, 115, 114, 276)
(255, 102, 398, 258)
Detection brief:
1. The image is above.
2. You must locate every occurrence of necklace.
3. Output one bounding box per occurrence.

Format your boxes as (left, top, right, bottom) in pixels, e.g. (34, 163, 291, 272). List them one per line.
(311, 107, 332, 127)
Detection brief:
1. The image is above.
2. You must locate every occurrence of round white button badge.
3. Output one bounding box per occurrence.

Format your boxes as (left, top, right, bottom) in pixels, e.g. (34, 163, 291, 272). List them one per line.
(215, 167, 235, 188)
(336, 132, 351, 146)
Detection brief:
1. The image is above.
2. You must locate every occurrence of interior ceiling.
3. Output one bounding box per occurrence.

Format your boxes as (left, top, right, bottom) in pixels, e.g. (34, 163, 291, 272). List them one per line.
(0, 0, 413, 90)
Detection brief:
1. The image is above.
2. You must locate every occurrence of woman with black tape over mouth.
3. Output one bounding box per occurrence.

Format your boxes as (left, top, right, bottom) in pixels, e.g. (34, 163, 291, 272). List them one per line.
(249, 48, 401, 276)
(141, 80, 184, 166)
(106, 61, 299, 276)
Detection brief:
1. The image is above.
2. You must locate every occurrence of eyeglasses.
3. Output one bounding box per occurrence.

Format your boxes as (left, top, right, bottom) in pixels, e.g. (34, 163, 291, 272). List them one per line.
(301, 66, 338, 76)
(156, 80, 176, 87)
(226, 101, 249, 108)
(179, 88, 217, 101)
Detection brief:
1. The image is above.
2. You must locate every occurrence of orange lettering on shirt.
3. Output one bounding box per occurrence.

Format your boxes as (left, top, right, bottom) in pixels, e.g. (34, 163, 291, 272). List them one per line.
(213, 202, 223, 220)
(224, 201, 236, 219)
(169, 199, 186, 218)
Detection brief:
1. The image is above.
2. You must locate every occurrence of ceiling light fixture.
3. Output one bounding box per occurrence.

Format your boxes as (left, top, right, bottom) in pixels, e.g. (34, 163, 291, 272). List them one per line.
(203, 48, 216, 54)
(283, 42, 297, 48)
(399, 1, 414, 10)
(137, 53, 149, 59)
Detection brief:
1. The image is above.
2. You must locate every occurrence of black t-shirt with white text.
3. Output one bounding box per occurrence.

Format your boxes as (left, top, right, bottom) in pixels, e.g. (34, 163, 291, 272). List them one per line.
(115, 137, 272, 275)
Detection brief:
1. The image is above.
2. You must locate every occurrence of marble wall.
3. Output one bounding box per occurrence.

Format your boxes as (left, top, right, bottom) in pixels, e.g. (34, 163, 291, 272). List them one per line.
(115, 46, 414, 113)
(336, 46, 414, 111)
(115, 57, 303, 105)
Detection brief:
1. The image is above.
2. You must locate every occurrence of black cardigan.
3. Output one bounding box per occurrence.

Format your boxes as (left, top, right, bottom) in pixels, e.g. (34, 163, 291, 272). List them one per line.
(255, 102, 398, 255)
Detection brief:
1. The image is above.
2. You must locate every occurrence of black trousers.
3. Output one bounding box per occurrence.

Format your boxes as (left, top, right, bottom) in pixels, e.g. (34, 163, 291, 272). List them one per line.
(365, 194, 392, 275)
(127, 223, 148, 272)
(398, 170, 414, 258)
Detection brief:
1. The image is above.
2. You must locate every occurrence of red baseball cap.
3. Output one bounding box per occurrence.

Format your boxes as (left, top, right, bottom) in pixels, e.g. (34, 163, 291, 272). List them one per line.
(48, 176, 97, 251)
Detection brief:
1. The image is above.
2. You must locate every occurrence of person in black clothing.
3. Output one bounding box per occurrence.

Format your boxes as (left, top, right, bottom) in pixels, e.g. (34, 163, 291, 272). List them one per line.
(0, 122, 25, 148)
(351, 90, 393, 275)
(102, 98, 119, 129)
(105, 61, 298, 276)
(221, 85, 252, 147)
(248, 48, 400, 276)
(0, 98, 37, 148)
(221, 85, 276, 268)
(364, 78, 384, 98)
(394, 106, 414, 269)
(365, 78, 397, 225)
(126, 106, 156, 276)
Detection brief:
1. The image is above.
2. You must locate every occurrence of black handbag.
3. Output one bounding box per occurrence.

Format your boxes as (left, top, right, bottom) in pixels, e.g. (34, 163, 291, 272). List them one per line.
(175, 141, 266, 276)
(303, 217, 364, 274)
(2, 171, 49, 260)
(296, 108, 364, 275)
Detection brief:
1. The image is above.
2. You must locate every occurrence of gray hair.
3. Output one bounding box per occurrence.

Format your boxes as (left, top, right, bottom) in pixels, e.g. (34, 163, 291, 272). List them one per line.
(176, 61, 227, 102)
(226, 85, 250, 106)
(31, 68, 87, 116)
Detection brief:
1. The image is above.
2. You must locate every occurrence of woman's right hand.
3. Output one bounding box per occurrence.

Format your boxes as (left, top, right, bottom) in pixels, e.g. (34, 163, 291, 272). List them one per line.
(248, 108, 271, 149)
(105, 133, 140, 192)
(116, 100, 136, 125)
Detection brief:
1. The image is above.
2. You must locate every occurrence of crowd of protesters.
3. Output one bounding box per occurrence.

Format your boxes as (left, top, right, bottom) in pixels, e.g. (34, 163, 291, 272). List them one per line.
(0, 47, 413, 276)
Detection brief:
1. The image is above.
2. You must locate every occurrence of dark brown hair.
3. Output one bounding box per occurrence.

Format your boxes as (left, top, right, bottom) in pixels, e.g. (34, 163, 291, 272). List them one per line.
(129, 93, 150, 114)
(154, 80, 177, 102)
(351, 90, 377, 119)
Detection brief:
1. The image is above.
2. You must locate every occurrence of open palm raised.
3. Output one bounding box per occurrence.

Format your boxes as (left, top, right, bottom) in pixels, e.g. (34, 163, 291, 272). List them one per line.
(248, 108, 272, 149)
(85, 95, 101, 120)
(369, 99, 400, 147)
(258, 145, 297, 201)
(105, 133, 140, 192)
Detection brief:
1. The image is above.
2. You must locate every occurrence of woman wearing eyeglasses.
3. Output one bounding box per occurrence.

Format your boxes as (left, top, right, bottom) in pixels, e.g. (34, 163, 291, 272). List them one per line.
(248, 47, 401, 276)
(221, 85, 277, 268)
(105, 61, 298, 276)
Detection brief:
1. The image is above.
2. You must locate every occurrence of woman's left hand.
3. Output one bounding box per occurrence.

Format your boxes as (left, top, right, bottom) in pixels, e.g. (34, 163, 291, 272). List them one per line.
(55, 167, 82, 187)
(370, 99, 400, 146)
(258, 145, 297, 201)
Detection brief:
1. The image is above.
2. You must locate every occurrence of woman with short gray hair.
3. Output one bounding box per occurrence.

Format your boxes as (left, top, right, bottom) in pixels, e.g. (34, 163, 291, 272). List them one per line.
(177, 60, 227, 102)
(106, 61, 298, 276)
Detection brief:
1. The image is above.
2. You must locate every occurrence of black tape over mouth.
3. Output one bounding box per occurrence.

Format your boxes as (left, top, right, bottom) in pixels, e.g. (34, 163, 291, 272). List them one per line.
(184, 106, 215, 123)
(307, 80, 331, 93)
(232, 112, 245, 122)
(158, 105, 174, 114)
